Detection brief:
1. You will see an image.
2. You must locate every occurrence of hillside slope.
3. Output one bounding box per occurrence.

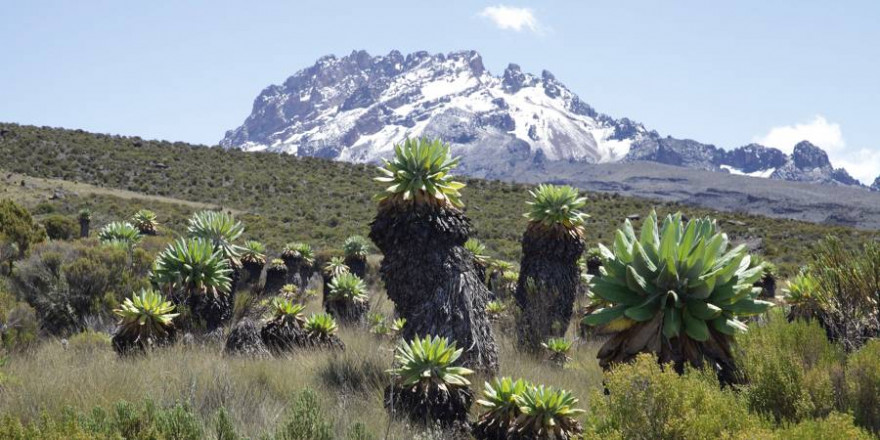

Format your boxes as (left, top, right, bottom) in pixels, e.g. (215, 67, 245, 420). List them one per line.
(1, 122, 876, 274)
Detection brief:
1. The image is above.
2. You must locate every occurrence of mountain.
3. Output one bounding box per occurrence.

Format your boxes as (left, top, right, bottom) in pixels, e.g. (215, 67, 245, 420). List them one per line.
(222, 49, 865, 188)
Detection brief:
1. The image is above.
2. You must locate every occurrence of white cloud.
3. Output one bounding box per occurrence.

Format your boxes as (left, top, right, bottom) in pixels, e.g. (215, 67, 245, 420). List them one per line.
(754, 115, 879, 184)
(479, 5, 540, 33)
(754, 115, 845, 154)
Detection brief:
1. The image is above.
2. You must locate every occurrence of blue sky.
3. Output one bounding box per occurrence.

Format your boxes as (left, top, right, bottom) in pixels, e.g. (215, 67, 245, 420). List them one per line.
(2, 1, 878, 182)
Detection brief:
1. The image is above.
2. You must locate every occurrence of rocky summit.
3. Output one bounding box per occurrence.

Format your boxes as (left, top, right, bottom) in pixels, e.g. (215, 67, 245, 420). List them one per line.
(222, 49, 866, 189)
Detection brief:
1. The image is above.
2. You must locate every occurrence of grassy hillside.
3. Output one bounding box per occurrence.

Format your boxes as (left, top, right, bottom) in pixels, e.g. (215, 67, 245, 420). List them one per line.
(1, 122, 877, 275)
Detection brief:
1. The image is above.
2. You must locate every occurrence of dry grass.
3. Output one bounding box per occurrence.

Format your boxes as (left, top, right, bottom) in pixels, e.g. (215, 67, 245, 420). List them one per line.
(0, 293, 605, 439)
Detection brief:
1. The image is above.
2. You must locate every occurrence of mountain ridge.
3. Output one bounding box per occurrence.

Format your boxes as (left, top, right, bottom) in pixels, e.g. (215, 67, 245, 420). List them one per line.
(222, 49, 873, 189)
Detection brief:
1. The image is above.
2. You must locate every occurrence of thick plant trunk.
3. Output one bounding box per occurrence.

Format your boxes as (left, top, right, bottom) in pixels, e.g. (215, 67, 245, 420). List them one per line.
(79, 219, 90, 239)
(189, 292, 232, 332)
(321, 273, 332, 305)
(515, 224, 585, 352)
(305, 333, 345, 351)
(597, 314, 740, 385)
(344, 255, 367, 279)
(370, 203, 498, 372)
(757, 275, 776, 299)
(242, 261, 264, 290)
(111, 328, 176, 356)
(224, 318, 270, 358)
(260, 319, 307, 354)
(384, 383, 473, 428)
(264, 266, 287, 295)
(325, 298, 369, 326)
(281, 256, 303, 287)
(297, 264, 315, 292)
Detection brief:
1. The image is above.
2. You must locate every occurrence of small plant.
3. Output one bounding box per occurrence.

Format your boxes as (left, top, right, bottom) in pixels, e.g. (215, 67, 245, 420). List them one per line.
(327, 272, 368, 303)
(281, 283, 299, 297)
(386, 335, 475, 426)
(512, 385, 585, 439)
(98, 221, 141, 247)
(374, 137, 465, 208)
(240, 240, 266, 266)
(342, 235, 371, 259)
(270, 297, 306, 325)
(187, 211, 245, 262)
(78, 208, 91, 221)
(130, 209, 159, 235)
(304, 313, 338, 337)
(111, 289, 178, 354)
(322, 256, 350, 278)
(524, 184, 589, 234)
(474, 377, 529, 439)
(465, 238, 490, 266)
(152, 238, 232, 298)
(368, 313, 389, 336)
(269, 258, 286, 271)
(282, 242, 315, 266)
(486, 300, 507, 318)
(542, 337, 574, 366)
(390, 317, 406, 334)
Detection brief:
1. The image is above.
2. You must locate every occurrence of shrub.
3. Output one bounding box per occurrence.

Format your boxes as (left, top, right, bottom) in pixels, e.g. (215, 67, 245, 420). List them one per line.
(9, 241, 151, 335)
(589, 354, 760, 439)
(67, 330, 111, 353)
(1, 303, 39, 352)
(0, 199, 46, 255)
(271, 389, 334, 440)
(736, 311, 845, 423)
(846, 339, 880, 434)
(42, 215, 78, 241)
(736, 413, 873, 440)
(97, 222, 141, 247)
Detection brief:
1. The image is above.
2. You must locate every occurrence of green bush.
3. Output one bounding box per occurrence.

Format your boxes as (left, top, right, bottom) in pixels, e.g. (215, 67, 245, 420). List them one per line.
(271, 389, 334, 440)
(9, 240, 152, 335)
(735, 412, 873, 440)
(588, 354, 761, 439)
(0, 199, 46, 256)
(66, 331, 111, 353)
(1, 303, 39, 352)
(736, 311, 845, 423)
(41, 215, 78, 241)
(846, 339, 880, 434)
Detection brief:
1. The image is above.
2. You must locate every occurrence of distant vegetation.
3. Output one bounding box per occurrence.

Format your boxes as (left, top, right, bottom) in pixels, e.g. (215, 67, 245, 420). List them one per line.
(1, 122, 878, 276)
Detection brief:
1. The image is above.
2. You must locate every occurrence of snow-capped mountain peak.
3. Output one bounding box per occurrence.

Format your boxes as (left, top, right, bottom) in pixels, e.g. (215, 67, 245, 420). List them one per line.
(222, 49, 865, 188)
(221, 50, 647, 173)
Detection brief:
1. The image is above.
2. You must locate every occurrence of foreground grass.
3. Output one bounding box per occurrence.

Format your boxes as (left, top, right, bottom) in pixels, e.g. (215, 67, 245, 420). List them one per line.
(0, 325, 604, 439)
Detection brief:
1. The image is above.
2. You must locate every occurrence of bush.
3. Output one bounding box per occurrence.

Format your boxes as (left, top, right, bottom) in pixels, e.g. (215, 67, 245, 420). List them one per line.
(66, 331, 111, 353)
(0, 199, 46, 256)
(846, 339, 880, 434)
(42, 215, 78, 241)
(271, 389, 334, 440)
(736, 311, 845, 423)
(735, 413, 873, 440)
(588, 354, 761, 439)
(1, 303, 39, 352)
(9, 240, 152, 335)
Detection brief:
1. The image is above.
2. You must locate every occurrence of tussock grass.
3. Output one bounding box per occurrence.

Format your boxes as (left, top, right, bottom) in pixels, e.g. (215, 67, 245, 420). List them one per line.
(0, 319, 604, 439)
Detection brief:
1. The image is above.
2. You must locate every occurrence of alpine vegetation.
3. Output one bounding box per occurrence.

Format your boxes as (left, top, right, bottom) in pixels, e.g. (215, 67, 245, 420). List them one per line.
(516, 184, 588, 351)
(130, 209, 159, 236)
(369, 137, 498, 372)
(111, 289, 178, 355)
(385, 335, 474, 428)
(152, 238, 233, 330)
(583, 211, 772, 383)
(325, 272, 369, 325)
(98, 221, 142, 248)
(342, 235, 371, 278)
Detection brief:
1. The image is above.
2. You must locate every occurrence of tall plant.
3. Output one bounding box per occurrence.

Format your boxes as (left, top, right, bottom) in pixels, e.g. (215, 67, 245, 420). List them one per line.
(369, 138, 498, 372)
(515, 184, 588, 351)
